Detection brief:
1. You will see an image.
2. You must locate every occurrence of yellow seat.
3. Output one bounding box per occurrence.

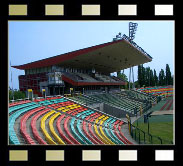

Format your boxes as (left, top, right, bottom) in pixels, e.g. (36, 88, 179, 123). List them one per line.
(64, 109, 70, 112)
(41, 111, 57, 145)
(99, 120, 115, 145)
(98, 115, 105, 120)
(94, 119, 109, 144)
(49, 112, 65, 145)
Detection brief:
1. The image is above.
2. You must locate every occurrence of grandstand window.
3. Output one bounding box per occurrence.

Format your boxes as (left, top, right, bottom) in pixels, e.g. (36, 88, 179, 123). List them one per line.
(60, 67, 64, 72)
(48, 66, 51, 72)
(41, 67, 44, 72)
(33, 69, 36, 74)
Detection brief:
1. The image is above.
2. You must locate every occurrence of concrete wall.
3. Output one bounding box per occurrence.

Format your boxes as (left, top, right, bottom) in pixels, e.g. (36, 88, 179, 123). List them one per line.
(88, 102, 133, 118)
(103, 103, 134, 118)
(87, 103, 104, 111)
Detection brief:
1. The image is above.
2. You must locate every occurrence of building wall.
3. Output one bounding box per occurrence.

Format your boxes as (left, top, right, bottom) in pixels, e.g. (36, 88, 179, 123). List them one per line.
(19, 72, 48, 92)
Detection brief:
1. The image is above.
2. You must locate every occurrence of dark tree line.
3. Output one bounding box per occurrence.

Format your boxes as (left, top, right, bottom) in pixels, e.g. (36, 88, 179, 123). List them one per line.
(138, 64, 173, 87)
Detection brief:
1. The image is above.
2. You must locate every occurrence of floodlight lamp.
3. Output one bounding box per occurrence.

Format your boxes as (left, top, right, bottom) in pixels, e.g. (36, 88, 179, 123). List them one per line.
(129, 22, 133, 26)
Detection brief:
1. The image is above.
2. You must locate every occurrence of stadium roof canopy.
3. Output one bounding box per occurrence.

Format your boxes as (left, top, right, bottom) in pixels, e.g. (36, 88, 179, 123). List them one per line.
(12, 35, 152, 73)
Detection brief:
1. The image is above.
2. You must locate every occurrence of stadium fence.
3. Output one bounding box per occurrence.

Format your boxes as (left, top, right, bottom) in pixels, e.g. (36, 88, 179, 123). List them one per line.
(129, 123, 173, 145)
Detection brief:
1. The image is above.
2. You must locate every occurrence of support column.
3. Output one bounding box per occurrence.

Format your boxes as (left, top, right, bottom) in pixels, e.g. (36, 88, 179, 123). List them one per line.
(132, 67, 135, 89)
(53, 87, 55, 95)
(129, 67, 131, 90)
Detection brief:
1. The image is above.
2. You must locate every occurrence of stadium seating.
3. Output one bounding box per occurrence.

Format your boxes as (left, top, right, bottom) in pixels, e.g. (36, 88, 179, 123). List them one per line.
(49, 112, 65, 144)
(86, 113, 105, 144)
(137, 86, 173, 97)
(99, 117, 115, 144)
(76, 111, 94, 144)
(9, 100, 31, 107)
(68, 95, 100, 105)
(64, 116, 81, 144)
(20, 106, 45, 144)
(40, 110, 57, 144)
(87, 93, 141, 114)
(31, 109, 50, 144)
(62, 71, 124, 84)
(56, 114, 74, 144)
(9, 95, 134, 145)
(9, 103, 40, 144)
(105, 118, 124, 144)
(9, 102, 37, 114)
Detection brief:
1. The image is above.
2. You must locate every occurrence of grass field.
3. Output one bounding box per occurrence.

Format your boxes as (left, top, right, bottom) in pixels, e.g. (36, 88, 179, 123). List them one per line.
(132, 96, 174, 144)
(133, 120, 173, 144)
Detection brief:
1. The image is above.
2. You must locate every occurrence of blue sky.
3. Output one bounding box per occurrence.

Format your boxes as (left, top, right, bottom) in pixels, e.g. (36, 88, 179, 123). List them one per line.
(9, 21, 174, 90)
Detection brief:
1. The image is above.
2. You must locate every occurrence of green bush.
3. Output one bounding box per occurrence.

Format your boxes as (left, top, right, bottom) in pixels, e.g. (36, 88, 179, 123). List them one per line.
(9, 90, 26, 101)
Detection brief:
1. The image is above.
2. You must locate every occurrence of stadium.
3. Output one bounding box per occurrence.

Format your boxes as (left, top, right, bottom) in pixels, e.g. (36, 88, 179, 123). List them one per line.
(9, 22, 174, 145)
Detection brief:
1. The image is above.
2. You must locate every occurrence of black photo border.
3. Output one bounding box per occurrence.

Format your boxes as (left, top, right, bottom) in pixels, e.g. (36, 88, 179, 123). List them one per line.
(0, 0, 179, 166)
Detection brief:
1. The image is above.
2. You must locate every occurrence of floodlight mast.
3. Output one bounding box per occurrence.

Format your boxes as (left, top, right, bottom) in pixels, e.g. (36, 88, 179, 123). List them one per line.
(10, 61, 14, 101)
(128, 22, 138, 90)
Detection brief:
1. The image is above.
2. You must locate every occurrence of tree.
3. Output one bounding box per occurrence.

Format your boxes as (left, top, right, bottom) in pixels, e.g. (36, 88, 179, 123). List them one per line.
(154, 69, 158, 86)
(159, 69, 166, 86)
(142, 65, 146, 86)
(9, 89, 26, 101)
(137, 64, 173, 87)
(145, 67, 151, 86)
(150, 69, 154, 86)
(165, 64, 172, 85)
(138, 65, 143, 87)
(117, 71, 128, 82)
(170, 75, 174, 85)
(117, 71, 128, 89)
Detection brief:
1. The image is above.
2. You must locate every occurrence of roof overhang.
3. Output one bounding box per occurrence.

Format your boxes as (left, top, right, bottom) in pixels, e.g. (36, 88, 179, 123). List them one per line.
(12, 36, 152, 73)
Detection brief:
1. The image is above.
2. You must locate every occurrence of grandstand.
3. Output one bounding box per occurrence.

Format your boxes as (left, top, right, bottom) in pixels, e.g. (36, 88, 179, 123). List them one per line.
(12, 34, 152, 96)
